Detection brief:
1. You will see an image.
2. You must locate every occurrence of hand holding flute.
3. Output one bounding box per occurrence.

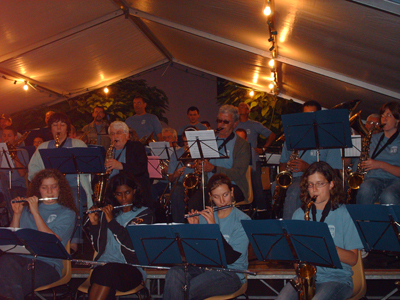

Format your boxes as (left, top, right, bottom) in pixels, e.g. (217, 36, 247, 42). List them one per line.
(185, 205, 234, 224)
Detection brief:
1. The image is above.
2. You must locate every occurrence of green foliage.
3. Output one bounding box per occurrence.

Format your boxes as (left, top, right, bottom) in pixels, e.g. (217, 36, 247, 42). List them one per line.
(12, 78, 169, 132)
(217, 81, 301, 136)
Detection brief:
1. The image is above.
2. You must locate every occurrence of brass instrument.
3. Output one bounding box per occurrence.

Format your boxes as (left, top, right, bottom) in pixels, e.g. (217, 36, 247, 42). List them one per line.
(290, 196, 317, 300)
(6, 131, 31, 159)
(139, 132, 155, 145)
(54, 133, 61, 148)
(271, 150, 299, 218)
(93, 141, 115, 206)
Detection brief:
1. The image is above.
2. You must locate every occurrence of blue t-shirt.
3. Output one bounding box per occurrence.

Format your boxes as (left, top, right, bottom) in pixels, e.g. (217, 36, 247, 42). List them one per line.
(125, 114, 162, 140)
(280, 142, 342, 178)
(208, 135, 237, 184)
(366, 132, 400, 180)
(292, 205, 363, 287)
(199, 208, 251, 284)
(236, 119, 272, 149)
(20, 203, 76, 276)
(98, 207, 148, 279)
(0, 147, 29, 188)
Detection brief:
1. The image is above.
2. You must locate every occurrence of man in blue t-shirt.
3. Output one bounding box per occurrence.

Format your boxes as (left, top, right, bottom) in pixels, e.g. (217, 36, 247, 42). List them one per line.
(236, 102, 276, 209)
(177, 106, 207, 145)
(125, 96, 163, 141)
(274, 101, 342, 219)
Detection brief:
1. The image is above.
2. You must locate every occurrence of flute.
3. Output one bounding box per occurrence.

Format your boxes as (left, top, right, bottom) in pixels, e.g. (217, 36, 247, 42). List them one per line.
(11, 197, 58, 203)
(184, 204, 234, 218)
(86, 203, 133, 214)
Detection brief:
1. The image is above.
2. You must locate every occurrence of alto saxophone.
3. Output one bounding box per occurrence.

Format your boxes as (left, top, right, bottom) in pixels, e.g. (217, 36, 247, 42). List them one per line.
(290, 196, 317, 300)
(93, 141, 115, 206)
(271, 150, 299, 218)
(54, 133, 61, 148)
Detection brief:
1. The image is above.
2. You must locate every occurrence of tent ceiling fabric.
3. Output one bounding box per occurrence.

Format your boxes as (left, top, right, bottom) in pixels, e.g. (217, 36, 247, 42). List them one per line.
(1, 0, 399, 117)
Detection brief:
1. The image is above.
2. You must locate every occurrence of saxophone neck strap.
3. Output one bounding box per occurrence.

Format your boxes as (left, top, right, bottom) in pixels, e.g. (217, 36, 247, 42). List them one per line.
(371, 131, 399, 159)
(311, 200, 331, 222)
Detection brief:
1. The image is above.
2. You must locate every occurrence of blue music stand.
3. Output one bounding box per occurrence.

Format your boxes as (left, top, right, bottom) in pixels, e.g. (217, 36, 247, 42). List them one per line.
(346, 204, 400, 253)
(282, 109, 352, 152)
(241, 219, 342, 269)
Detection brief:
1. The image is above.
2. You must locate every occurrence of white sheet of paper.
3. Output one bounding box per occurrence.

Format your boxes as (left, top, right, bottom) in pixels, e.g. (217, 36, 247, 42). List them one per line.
(0, 142, 15, 169)
(344, 135, 362, 157)
(185, 130, 219, 159)
(149, 142, 172, 160)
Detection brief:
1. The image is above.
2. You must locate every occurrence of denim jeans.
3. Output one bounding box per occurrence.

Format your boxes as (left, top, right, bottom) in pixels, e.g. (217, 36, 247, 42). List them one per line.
(356, 177, 400, 205)
(275, 280, 353, 300)
(163, 266, 242, 300)
(0, 254, 60, 300)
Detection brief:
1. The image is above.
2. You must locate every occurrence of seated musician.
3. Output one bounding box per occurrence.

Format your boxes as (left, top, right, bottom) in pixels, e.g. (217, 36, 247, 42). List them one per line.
(163, 173, 251, 300)
(0, 169, 77, 300)
(356, 101, 400, 205)
(86, 173, 155, 300)
(276, 162, 363, 300)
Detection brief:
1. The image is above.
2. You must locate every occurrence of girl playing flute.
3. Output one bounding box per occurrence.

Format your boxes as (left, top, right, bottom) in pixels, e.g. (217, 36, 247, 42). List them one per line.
(0, 169, 77, 300)
(86, 173, 154, 300)
(163, 173, 251, 300)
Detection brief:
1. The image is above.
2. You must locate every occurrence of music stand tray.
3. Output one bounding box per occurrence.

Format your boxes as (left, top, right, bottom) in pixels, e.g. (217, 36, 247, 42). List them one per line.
(346, 204, 400, 253)
(241, 219, 342, 269)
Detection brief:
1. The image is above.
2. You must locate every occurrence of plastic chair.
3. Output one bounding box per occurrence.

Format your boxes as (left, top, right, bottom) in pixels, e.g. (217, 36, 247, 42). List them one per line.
(235, 166, 254, 206)
(35, 241, 72, 300)
(76, 252, 148, 300)
(347, 250, 367, 300)
(205, 280, 248, 300)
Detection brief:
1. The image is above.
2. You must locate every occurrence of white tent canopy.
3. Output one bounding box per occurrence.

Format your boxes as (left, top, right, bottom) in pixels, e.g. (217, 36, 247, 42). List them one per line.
(1, 0, 399, 117)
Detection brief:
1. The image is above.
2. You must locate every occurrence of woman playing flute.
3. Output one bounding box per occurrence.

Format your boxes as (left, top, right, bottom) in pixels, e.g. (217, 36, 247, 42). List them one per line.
(0, 169, 77, 300)
(163, 173, 251, 300)
(86, 173, 154, 300)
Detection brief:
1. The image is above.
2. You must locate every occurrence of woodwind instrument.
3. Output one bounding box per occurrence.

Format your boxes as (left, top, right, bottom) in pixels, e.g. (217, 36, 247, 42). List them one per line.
(93, 140, 115, 206)
(184, 204, 234, 218)
(11, 197, 58, 203)
(54, 133, 61, 148)
(86, 203, 133, 214)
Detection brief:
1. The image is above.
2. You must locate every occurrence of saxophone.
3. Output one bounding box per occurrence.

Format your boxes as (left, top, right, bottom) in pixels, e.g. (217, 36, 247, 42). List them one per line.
(290, 196, 317, 300)
(54, 133, 61, 148)
(271, 150, 299, 218)
(93, 141, 115, 206)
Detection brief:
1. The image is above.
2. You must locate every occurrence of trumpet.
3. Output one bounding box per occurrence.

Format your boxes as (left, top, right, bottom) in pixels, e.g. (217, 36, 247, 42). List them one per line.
(184, 204, 234, 218)
(11, 197, 58, 203)
(86, 203, 133, 214)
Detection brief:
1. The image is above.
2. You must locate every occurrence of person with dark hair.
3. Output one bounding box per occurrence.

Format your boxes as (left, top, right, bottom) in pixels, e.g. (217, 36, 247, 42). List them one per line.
(125, 96, 163, 141)
(163, 173, 250, 300)
(275, 101, 342, 219)
(177, 106, 207, 144)
(275, 162, 363, 300)
(356, 101, 400, 205)
(86, 173, 154, 300)
(0, 169, 77, 300)
(82, 106, 111, 149)
(33, 136, 44, 148)
(28, 112, 92, 252)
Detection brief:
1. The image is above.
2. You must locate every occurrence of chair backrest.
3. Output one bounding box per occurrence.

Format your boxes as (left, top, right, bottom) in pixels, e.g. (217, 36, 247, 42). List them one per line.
(348, 250, 366, 300)
(61, 240, 72, 278)
(236, 166, 253, 207)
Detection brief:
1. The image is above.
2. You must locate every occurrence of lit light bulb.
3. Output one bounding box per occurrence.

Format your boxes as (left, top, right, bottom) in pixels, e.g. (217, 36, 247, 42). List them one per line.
(264, 6, 271, 16)
(249, 90, 255, 97)
(104, 87, 109, 94)
(268, 59, 275, 68)
(269, 83, 274, 90)
(23, 84, 28, 91)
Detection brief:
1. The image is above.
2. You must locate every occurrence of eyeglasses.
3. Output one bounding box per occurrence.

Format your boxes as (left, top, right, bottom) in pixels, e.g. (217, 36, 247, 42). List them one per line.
(307, 182, 329, 189)
(216, 118, 231, 124)
(366, 121, 380, 126)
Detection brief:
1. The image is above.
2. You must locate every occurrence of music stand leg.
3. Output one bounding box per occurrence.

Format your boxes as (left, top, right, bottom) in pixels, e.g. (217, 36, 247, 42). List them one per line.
(31, 254, 37, 300)
(183, 264, 189, 300)
(201, 160, 206, 210)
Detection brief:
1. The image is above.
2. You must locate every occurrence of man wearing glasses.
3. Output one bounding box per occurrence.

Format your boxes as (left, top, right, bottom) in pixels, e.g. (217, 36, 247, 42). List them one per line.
(190, 105, 251, 211)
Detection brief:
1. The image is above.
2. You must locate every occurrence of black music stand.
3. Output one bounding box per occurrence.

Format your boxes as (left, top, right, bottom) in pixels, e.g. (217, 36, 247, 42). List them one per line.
(346, 204, 400, 253)
(241, 219, 342, 268)
(39, 147, 105, 244)
(0, 143, 29, 189)
(127, 223, 253, 300)
(0, 227, 71, 299)
(282, 109, 352, 160)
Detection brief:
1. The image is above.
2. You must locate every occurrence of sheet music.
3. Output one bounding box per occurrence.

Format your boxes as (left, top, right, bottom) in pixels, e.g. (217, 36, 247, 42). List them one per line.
(149, 142, 172, 160)
(185, 130, 219, 159)
(0, 142, 15, 169)
(147, 156, 163, 179)
(344, 135, 362, 157)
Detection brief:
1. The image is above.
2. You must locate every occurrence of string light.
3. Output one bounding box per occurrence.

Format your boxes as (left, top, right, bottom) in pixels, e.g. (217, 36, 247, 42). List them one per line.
(104, 87, 109, 94)
(263, 1, 272, 16)
(268, 59, 275, 68)
(23, 82, 29, 90)
(264, 0, 279, 95)
(249, 90, 255, 97)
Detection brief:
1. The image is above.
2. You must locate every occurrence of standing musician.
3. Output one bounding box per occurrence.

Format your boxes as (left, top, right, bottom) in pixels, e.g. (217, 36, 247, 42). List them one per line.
(82, 106, 111, 149)
(356, 101, 400, 205)
(276, 162, 363, 300)
(190, 105, 251, 211)
(86, 173, 154, 300)
(276, 101, 342, 219)
(0, 169, 77, 300)
(28, 112, 92, 253)
(105, 121, 153, 209)
(163, 174, 251, 300)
